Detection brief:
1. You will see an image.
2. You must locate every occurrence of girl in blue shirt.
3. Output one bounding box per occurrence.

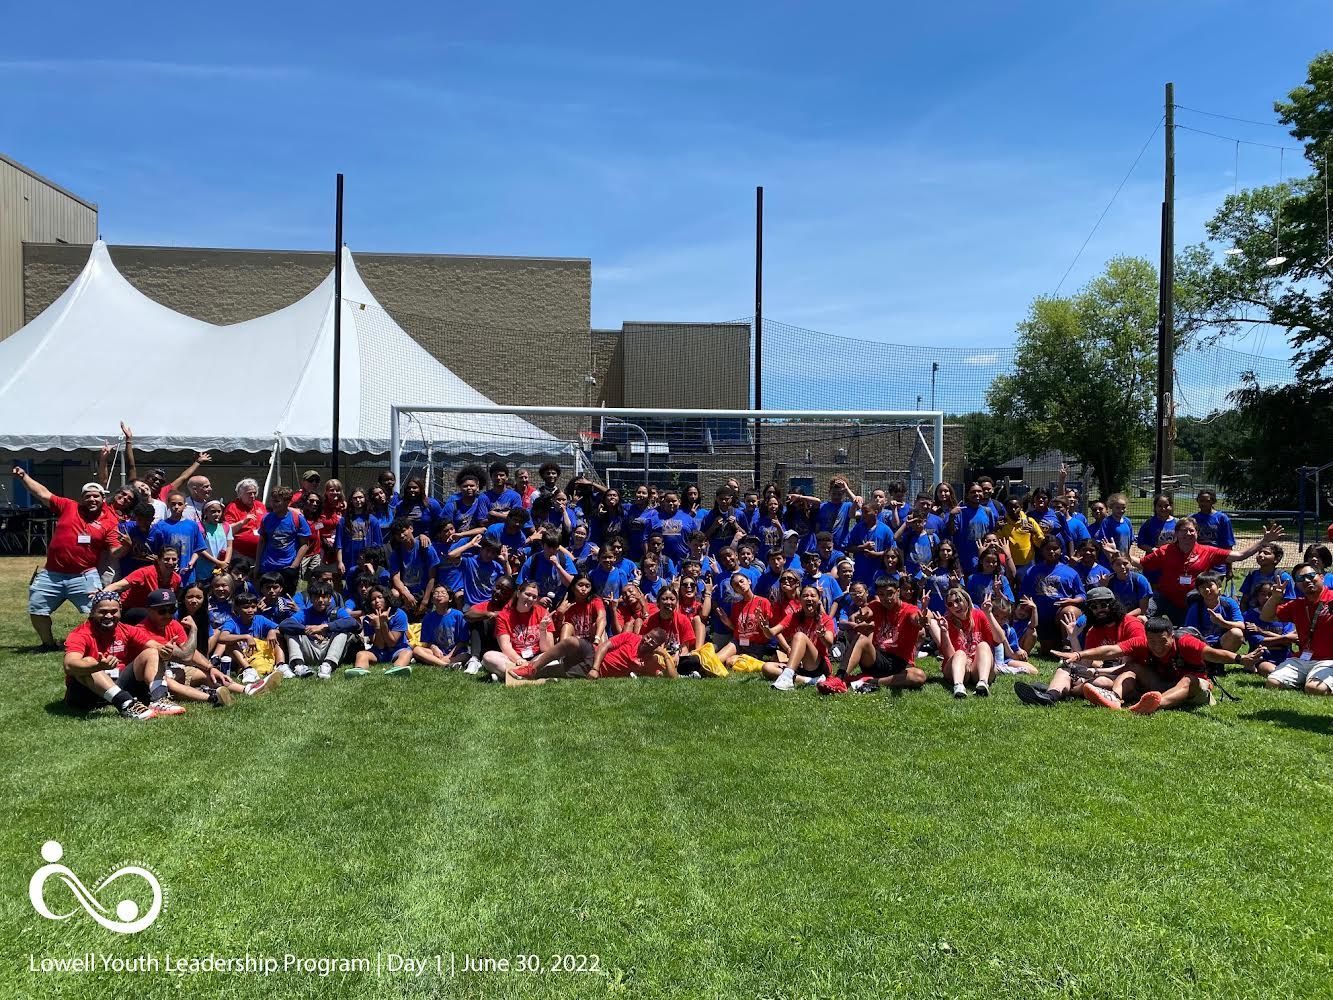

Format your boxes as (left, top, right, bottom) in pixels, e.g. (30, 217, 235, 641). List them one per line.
(337, 488, 385, 578)
(1107, 551, 1152, 615)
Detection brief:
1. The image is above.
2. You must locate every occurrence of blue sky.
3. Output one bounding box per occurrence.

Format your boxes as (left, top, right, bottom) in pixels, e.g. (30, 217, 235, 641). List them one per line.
(1, 1, 1324, 359)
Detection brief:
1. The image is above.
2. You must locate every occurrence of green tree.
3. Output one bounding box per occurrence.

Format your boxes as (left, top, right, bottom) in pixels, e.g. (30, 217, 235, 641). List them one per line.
(987, 257, 1158, 495)
(1209, 373, 1333, 508)
(954, 411, 1021, 472)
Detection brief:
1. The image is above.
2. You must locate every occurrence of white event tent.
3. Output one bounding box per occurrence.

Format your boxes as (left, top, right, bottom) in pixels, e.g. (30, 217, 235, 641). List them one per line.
(0, 241, 567, 466)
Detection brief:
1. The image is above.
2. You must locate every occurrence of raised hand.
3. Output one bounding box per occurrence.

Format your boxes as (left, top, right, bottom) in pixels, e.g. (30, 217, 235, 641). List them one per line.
(120, 422, 133, 441)
(197, 451, 212, 464)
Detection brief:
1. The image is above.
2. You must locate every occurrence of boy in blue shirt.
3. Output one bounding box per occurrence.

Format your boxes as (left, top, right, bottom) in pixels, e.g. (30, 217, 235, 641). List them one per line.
(116, 500, 158, 579)
(388, 517, 439, 619)
(216, 591, 286, 680)
(1239, 543, 1297, 603)
(484, 508, 535, 560)
(446, 534, 507, 608)
(946, 482, 997, 572)
(277, 583, 359, 679)
(480, 462, 523, 524)
(519, 529, 578, 606)
(1191, 490, 1236, 549)
(644, 491, 697, 565)
(256, 486, 311, 593)
(443, 467, 490, 536)
(588, 548, 631, 600)
(846, 503, 896, 586)
(1095, 492, 1135, 556)
(1183, 572, 1245, 650)
(1019, 536, 1086, 653)
(148, 490, 208, 585)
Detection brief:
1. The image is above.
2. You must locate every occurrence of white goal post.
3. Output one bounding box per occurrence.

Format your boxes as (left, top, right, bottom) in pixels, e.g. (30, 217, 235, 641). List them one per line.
(389, 404, 946, 493)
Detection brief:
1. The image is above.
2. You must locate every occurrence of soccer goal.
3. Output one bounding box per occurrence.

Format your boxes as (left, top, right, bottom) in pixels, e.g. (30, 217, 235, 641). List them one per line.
(389, 404, 947, 498)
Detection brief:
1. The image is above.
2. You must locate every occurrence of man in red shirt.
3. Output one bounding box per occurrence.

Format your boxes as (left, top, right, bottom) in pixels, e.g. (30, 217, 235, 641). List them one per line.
(1261, 562, 1333, 694)
(843, 576, 928, 691)
(590, 628, 672, 679)
(1018, 587, 1146, 707)
(1055, 616, 1261, 714)
(105, 547, 182, 619)
(1132, 519, 1283, 623)
(62, 594, 164, 720)
(13, 468, 121, 650)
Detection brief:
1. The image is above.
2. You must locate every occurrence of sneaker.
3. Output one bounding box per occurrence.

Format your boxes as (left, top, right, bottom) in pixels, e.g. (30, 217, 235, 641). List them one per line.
(275, 664, 295, 679)
(849, 677, 879, 693)
(771, 672, 796, 692)
(1014, 681, 1056, 706)
(317, 664, 333, 680)
(1129, 691, 1164, 716)
(150, 698, 186, 716)
(477, 672, 497, 683)
(344, 667, 370, 678)
(292, 663, 313, 679)
(509, 664, 538, 680)
(953, 684, 967, 699)
(244, 671, 281, 696)
(1082, 685, 1123, 710)
(463, 657, 484, 675)
(207, 686, 234, 707)
(384, 664, 413, 677)
(240, 667, 260, 685)
(684, 670, 703, 679)
(975, 681, 990, 697)
(118, 698, 156, 721)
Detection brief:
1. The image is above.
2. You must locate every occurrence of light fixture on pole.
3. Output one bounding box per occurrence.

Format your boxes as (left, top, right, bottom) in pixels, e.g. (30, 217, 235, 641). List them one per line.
(1264, 148, 1288, 269)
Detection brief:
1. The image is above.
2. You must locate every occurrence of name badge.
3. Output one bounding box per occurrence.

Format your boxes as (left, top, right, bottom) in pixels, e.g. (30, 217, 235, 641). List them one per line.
(1178, 575, 1193, 586)
(77, 534, 92, 545)
(1300, 651, 1313, 661)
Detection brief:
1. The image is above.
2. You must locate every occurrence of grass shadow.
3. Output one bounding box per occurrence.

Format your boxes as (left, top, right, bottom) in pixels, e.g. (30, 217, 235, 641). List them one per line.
(1240, 708, 1333, 736)
(42, 699, 100, 720)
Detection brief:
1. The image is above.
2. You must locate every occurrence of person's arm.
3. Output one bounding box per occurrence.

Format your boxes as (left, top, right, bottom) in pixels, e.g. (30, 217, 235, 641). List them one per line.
(97, 442, 113, 487)
(11, 466, 54, 508)
(1052, 643, 1122, 665)
(496, 632, 522, 666)
(65, 648, 119, 676)
(118, 422, 139, 482)
(930, 613, 955, 658)
(698, 580, 714, 622)
(1202, 643, 1263, 669)
(983, 607, 1007, 648)
(589, 638, 612, 679)
(104, 575, 133, 596)
(290, 539, 310, 569)
(1206, 603, 1245, 632)
(1222, 524, 1285, 566)
(553, 556, 576, 587)
(175, 618, 199, 660)
(166, 452, 211, 495)
(1261, 587, 1284, 622)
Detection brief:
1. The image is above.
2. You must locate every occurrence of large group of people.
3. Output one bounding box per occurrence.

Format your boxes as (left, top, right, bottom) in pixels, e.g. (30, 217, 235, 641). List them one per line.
(13, 426, 1333, 722)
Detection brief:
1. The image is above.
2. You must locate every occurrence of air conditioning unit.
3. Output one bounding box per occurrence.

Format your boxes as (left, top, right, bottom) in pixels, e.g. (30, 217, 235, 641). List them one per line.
(834, 448, 848, 465)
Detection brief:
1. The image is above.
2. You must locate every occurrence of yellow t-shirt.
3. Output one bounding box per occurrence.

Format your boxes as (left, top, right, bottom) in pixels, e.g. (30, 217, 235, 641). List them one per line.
(999, 515, 1044, 568)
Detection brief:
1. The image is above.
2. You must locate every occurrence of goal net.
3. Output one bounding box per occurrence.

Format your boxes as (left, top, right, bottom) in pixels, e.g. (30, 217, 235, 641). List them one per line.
(390, 405, 948, 499)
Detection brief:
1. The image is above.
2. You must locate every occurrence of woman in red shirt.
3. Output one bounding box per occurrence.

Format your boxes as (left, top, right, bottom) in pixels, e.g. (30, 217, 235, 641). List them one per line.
(223, 477, 267, 561)
(766, 586, 837, 689)
(929, 586, 1000, 698)
(715, 572, 774, 668)
(555, 574, 606, 645)
(613, 584, 654, 635)
(481, 581, 554, 682)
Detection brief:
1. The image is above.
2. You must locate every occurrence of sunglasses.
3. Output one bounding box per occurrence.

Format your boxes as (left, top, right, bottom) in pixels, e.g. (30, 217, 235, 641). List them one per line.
(1294, 572, 1319, 582)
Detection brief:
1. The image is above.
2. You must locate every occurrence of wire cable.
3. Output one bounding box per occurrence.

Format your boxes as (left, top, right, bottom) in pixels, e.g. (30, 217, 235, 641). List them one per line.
(1174, 123, 1304, 153)
(1174, 103, 1332, 138)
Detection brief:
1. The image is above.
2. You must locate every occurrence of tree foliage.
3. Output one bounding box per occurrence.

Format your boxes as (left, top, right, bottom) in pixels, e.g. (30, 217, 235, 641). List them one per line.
(986, 257, 1157, 495)
(954, 411, 1021, 473)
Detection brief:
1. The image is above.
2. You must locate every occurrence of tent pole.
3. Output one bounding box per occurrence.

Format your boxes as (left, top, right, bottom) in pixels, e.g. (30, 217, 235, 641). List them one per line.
(332, 173, 344, 480)
(262, 438, 280, 502)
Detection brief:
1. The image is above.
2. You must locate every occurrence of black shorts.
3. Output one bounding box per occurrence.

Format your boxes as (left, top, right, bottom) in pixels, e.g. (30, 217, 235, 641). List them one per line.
(737, 643, 775, 662)
(868, 651, 911, 678)
(64, 668, 150, 711)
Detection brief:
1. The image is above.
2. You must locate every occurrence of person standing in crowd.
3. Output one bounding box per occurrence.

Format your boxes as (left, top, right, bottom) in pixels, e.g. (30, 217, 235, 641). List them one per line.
(1094, 493, 1135, 556)
(223, 478, 267, 561)
(13, 468, 120, 650)
(1136, 494, 1178, 553)
(255, 486, 311, 594)
(1190, 489, 1236, 549)
(1125, 519, 1282, 623)
(148, 491, 207, 583)
(335, 487, 384, 580)
(946, 482, 999, 573)
(290, 470, 322, 507)
(997, 495, 1044, 572)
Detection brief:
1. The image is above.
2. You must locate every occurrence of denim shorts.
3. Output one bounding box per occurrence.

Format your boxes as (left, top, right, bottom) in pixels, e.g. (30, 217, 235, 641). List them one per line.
(29, 568, 101, 617)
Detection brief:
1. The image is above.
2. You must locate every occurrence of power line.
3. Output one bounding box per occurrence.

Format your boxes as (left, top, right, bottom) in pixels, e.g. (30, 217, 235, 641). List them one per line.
(1053, 117, 1163, 295)
(1174, 122, 1305, 153)
(1174, 103, 1333, 138)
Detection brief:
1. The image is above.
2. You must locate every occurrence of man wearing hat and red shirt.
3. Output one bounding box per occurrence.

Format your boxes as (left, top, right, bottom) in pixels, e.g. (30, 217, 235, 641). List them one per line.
(63, 592, 166, 720)
(291, 470, 323, 508)
(12, 466, 121, 650)
(1260, 562, 1333, 695)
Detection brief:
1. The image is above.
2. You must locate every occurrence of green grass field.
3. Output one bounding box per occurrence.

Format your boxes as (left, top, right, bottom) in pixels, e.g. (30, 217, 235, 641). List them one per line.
(2, 554, 1331, 999)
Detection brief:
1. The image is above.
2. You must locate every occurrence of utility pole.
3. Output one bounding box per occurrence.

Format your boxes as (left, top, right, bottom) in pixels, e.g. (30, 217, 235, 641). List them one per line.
(332, 173, 344, 481)
(1154, 84, 1176, 497)
(753, 185, 764, 489)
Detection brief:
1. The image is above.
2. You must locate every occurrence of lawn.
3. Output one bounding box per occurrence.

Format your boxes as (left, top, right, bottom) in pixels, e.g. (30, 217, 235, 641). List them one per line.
(1, 554, 1331, 1000)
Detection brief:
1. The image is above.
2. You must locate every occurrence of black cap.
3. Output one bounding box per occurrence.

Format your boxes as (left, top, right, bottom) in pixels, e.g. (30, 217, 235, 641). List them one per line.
(147, 588, 176, 608)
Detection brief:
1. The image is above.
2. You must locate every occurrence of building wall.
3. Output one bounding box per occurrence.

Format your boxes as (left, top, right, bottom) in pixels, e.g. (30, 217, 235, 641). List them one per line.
(621, 322, 750, 409)
(0, 155, 97, 340)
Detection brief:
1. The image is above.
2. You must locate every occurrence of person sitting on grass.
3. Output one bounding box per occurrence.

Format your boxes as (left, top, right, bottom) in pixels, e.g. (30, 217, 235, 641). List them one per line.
(985, 595, 1038, 676)
(388, 517, 439, 621)
(767, 585, 838, 691)
(1053, 616, 1261, 714)
(62, 593, 163, 721)
(1182, 572, 1246, 652)
(713, 571, 774, 668)
(13, 468, 121, 650)
(1241, 580, 1298, 675)
(842, 576, 929, 692)
(412, 585, 470, 669)
(140, 587, 275, 706)
(216, 591, 286, 680)
(1016, 588, 1144, 707)
(613, 583, 655, 635)
(588, 628, 673, 680)
(277, 582, 359, 679)
(347, 588, 413, 677)
(107, 546, 181, 621)
(927, 586, 998, 699)
(1259, 563, 1333, 695)
(644, 584, 700, 664)
(257, 571, 299, 624)
(1107, 551, 1152, 617)
(554, 574, 608, 645)
(481, 581, 555, 683)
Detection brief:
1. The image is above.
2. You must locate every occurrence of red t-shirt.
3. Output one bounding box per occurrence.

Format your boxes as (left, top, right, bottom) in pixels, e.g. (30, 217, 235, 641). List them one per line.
(731, 595, 773, 646)
(138, 616, 189, 651)
(1086, 615, 1147, 650)
(678, 590, 702, 619)
(117, 566, 182, 610)
(780, 609, 837, 660)
(45, 496, 119, 575)
(647, 609, 696, 653)
(615, 598, 654, 633)
(559, 598, 604, 640)
(223, 500, 268, 559)
(771, 595, 801, 625)
(310, 512, 342, 558)
(495, 605, 553, 658)
(1140, 542, 1230, 607)
(598, 631, 661, 678)
(64, 620, 154, 669)
(1118, 631, 1209, 679)
(946, 608, 993, 657)
(869, 600, 923, 660)
(1275, 590, 1333, 660)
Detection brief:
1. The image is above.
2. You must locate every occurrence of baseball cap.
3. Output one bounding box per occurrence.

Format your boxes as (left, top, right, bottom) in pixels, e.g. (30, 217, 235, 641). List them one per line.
(782, 529, 800, 540)
(301, 469, 321, 483)
(1087, 587, 1115, 602)
(80, 482, 106, 495)
(147, 588, 176, 608)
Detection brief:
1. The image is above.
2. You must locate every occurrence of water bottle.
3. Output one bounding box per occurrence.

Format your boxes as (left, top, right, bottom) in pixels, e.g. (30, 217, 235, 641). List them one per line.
(219, 655, 233, 677)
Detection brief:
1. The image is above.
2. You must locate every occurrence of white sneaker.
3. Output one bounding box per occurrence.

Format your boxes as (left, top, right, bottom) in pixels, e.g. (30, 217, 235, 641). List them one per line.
(953, 683, 967, 699)
(276, 664, 295, 679)
(975, 681, 991, 697)
(772, 671, 796, 692)
(317, 663, 333, 680)
(463, 657, 483, 675)
(240, 667, 260, 685)
(292, 663, 313, 679)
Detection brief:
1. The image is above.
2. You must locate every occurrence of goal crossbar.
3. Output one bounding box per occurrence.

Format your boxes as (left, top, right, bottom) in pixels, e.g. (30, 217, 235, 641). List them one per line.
(390, 404, 945, 488)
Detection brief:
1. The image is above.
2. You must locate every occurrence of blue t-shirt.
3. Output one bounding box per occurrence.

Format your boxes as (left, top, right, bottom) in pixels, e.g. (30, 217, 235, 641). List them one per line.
(751, 516, 787, 563)
(390, 543, 440, 597)
(362, 607, 410, 652)
(479, 487, 523, 521)
(257, 510, 311, 572)
(1242, 610, 1296, 658)
(1095, 515, 1134, 556)
(435, 539, 473, 592)
(638, 575, 668, 601)
(588, 564, 632, 600)
(1075, 561, 1112, 589)
(336, 514, 384, 570)
(520, 550, 577, 602)
(419, 608, 469, 652)
(1066, 516, 1092, 552)
(456, 553, 506, 606)
(966, 571, 1014, 607)
(846, 520, 896, 585)
(949, 504, 997, 572)
(644, 510, 697, 563)
(899, 528, 938, 574)
(800, 571, 844, 610)
(1109, 572, 1152, 610)
(1184, 595, 1243, 643)
(281, 604, 354, 631)
(483, 524, 532, 559)
(148, 517, 207, 576)
(117, 519, 156, 577)
(1239, 568, 1297, 603)
(442, 495, 489, 534)
(815, 500, 854, 548)
(394, 497, 444, 537)
(1019, 560, 1086, 621)
(568, 540, 599, 573)
(754, 568, 786, 603)
(221, 612, 280, 639)
(1191, 510, 1235, 549)
(711, 565, 763, 635)
(701, 508, 746, 556)
(1136, 515, 1177, 551)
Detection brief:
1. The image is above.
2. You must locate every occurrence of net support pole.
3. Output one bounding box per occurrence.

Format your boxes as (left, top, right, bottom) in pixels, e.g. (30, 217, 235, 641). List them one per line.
(332, 172, 344, 481)
(389, 405, 401, 493)
(932, 414, 945, 487)
(753, 185, 764, 489)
